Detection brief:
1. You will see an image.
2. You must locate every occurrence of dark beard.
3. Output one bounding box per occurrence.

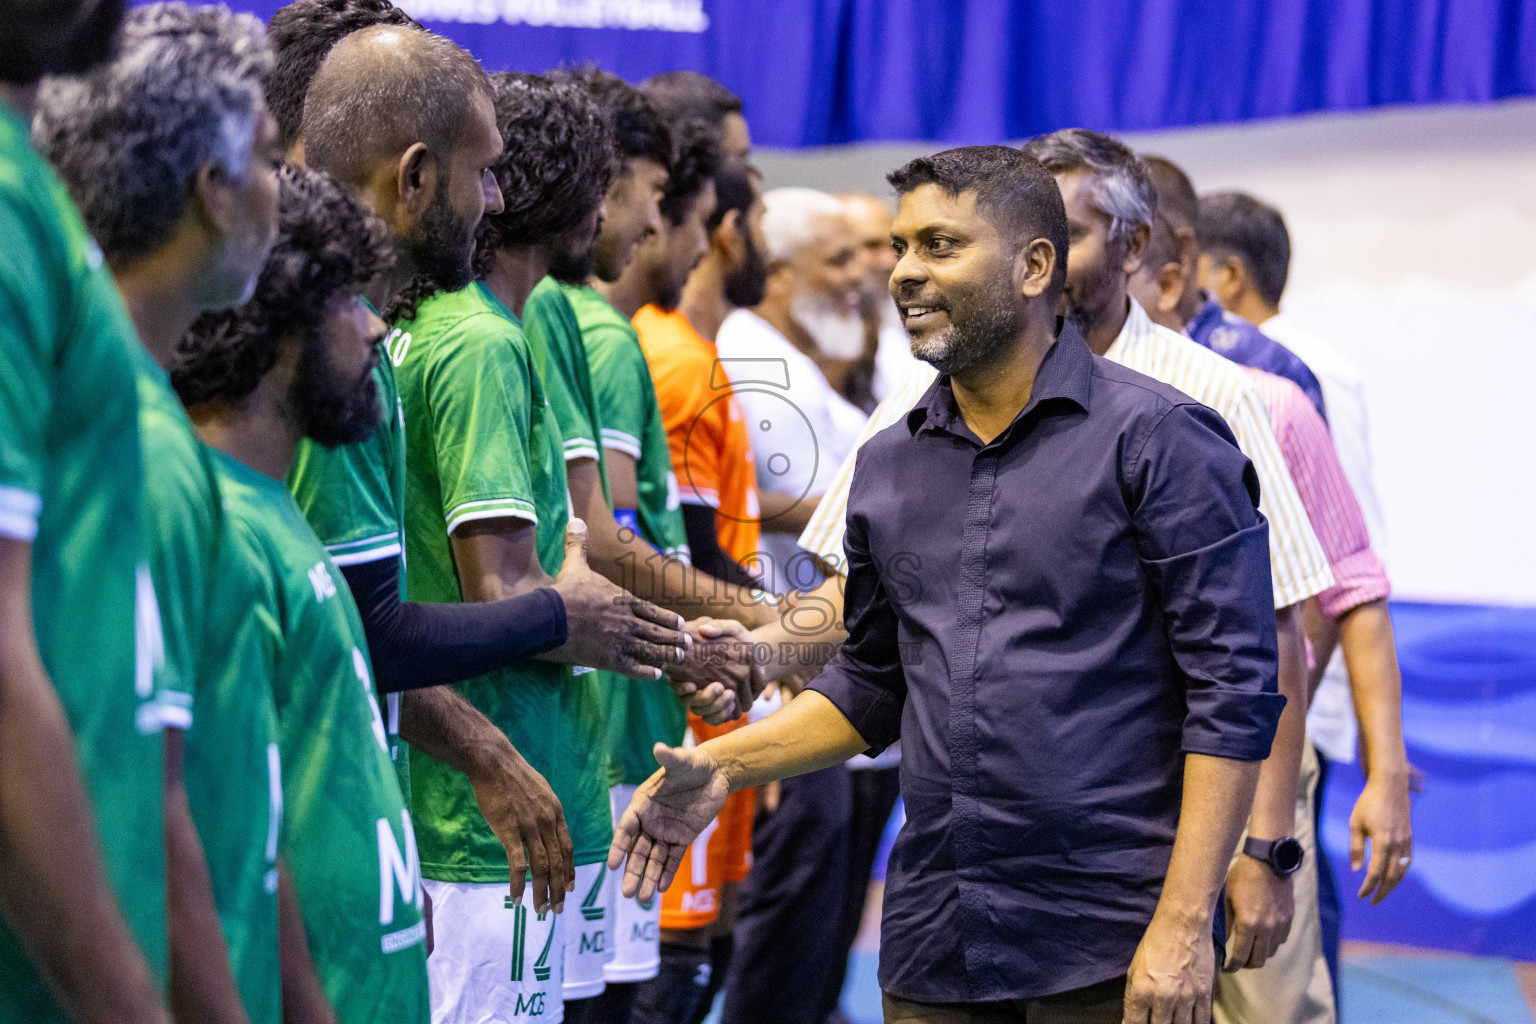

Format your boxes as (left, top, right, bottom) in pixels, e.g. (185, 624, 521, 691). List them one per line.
(1064, 242, 1123, 339)
(408, 181, 476, 295)
(909, 272, 1020, 380)
(547, 234, 596, 286)
(651, 260, 684, 313)
(294, 331, 382, 447)
(722, 227, 767, 308)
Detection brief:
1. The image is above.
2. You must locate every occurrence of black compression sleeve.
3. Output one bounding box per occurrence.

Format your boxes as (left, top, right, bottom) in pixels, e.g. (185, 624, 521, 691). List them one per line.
(338, 557, 567, 694)
(680, 503, 760, 590)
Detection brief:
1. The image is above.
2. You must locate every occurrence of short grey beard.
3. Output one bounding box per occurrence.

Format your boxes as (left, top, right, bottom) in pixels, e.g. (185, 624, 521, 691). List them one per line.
(909, 301, 1019, 379)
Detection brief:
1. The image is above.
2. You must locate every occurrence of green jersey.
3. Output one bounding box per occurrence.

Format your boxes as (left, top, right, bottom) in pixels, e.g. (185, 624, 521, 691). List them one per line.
(138, 351, 283, 1022)
(288, 341, 410, 800)
(134, 347, 204, 733)
(0, 103, 161, 1019)
(216, 450, 428, 1024)
(524, 276, 609, 499)
(523, 280, 624, 797)
(394, 282, 612, 875)
(565, 284, 691, 786)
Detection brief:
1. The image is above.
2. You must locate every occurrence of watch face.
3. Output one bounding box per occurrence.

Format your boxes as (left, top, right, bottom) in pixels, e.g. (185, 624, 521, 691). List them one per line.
(1273, 837, 1305, 875)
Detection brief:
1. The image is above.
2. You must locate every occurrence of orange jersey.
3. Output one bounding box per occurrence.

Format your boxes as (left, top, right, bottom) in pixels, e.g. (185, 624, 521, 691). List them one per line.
(634, 305, 760, 565)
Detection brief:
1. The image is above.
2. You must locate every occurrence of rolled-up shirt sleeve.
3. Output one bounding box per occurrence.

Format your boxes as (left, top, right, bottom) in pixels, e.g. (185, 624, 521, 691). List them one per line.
(1129, 403, 1286, 761)
(807, 453, 908, 752)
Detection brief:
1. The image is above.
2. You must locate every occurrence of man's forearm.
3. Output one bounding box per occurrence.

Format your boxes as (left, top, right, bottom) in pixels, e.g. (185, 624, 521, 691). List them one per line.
(1158, 753, 1263, 924)
(399, 687, 517, 781)
(704, 690, 866, 793)
(584, 487, 773, 627)
(1301, 597, 1340, 698)
(1249, 605, 1307, 838)
(165, 734, 247, 1024)
(757, 489, 819, 534)
(277, 863, 334, 1024)
(0, 640, 166, 1024)
(748, 576, 848, 685)
(1338, 599, 1409, 781)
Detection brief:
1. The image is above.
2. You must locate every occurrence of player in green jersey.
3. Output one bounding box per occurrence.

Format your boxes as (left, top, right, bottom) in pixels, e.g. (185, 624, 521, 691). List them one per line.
(279, 20, 690, 929)
(482, 74, 765, 1019)
(35, 9, 287, 1021)
(0, 4, 172, 1021)
(176, 164, 429, 1024)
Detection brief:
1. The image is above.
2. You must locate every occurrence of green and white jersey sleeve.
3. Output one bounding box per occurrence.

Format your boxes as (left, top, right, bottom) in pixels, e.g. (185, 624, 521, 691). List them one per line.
(141, 357, 283, 1023)
(287, 341, 411, 799)
(394, 283, 613, 875)
(0, 103, 163, 1020)
(188, 488, 284, 1024)
(134, 348, 212, 734)
(288, 349, 407, 571)
(525, 277, 609, 497)
(566, 284, 690, 561)
(216, 450, 428, 1024)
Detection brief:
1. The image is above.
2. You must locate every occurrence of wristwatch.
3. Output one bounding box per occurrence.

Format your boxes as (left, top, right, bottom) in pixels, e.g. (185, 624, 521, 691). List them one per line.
(1243, 836, 1305, 877)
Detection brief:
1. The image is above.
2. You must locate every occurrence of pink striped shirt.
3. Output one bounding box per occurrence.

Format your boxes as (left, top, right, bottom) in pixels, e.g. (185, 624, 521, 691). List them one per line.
(1246, 368, 1390, 619)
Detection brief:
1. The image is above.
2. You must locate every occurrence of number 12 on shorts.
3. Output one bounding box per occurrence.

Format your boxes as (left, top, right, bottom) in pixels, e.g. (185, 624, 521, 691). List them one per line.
(506, 897, 555, 983)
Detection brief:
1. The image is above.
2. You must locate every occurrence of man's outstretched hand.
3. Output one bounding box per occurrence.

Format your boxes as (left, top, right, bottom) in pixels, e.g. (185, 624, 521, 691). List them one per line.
(608, 743, 731, 902)
(551, 520, 690, 679)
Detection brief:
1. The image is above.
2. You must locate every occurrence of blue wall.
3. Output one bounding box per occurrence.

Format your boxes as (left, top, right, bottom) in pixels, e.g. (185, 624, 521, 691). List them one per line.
(1322, 602, 1536, 960)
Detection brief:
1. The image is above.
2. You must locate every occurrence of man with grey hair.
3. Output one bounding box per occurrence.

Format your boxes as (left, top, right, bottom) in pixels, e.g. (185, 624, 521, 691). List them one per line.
(715, 185, 868, 593)
(35, 5, 288, 1022)
(1021, 126, 1328, 985)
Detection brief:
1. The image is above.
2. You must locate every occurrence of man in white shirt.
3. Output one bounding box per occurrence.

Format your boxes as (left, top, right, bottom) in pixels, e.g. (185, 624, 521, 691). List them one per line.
(1197, 190, 1400, 1004)
(715, 186, 868, 594)
(838, 192, 919, 407)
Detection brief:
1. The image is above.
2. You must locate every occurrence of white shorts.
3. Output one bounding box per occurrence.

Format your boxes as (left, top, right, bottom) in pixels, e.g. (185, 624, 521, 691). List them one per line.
(605, 784, 661, 984)
(424, 878, 564, 1024)
(562, 861, 616, 1000)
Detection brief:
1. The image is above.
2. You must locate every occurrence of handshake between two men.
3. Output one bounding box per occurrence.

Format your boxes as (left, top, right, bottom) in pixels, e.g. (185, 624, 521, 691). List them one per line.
(472, 518, 770, 916)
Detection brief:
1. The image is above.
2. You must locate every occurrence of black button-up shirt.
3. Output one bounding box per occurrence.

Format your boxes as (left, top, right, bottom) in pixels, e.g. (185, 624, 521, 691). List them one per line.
(809, 327, 1284, 1003)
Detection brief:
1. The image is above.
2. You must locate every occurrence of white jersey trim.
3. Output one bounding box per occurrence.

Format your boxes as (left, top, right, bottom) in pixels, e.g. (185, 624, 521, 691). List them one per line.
(0, 486, 42, 542)
(447, 499, 538, 535)
(328, 541, 403, 567)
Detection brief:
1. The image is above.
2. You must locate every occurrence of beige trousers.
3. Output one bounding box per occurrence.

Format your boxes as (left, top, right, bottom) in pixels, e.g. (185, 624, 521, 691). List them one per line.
(1214, 743, 1336, 1024)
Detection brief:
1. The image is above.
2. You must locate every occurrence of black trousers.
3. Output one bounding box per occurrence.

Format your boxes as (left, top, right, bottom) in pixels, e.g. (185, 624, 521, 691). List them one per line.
(818, 765, 902, 1022)
(720, 764, 853, 1024)
(880, 977, 1127, 1024)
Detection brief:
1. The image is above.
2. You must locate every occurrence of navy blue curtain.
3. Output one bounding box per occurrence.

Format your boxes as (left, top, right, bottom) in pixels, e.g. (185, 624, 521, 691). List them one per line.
(226, 0, 1536, 147)
(224, 0, 1536, 145)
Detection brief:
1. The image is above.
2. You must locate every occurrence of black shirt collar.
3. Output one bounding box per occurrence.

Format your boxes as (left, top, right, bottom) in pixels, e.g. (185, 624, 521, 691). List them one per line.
(907, 324, 1093, 443)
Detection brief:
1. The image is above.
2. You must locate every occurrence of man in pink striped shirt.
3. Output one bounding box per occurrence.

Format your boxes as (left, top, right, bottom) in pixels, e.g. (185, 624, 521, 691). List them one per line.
(1131, 182, 1412, 1024)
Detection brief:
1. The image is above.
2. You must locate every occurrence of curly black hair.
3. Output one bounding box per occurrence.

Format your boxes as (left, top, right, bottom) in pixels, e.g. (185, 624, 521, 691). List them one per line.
(173, 163, 392, 405)
(548, 63, 672, 170)
(659, 116, 723, 227)
(482, 71, 616, 251)
(264, 0, 420, 148)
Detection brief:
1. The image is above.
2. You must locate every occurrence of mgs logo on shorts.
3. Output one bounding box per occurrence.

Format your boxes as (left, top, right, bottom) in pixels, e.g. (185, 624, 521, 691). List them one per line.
(606, 785, 662, 984)
(425, 879, 564, 1023)
(563, 862, 616, 1000)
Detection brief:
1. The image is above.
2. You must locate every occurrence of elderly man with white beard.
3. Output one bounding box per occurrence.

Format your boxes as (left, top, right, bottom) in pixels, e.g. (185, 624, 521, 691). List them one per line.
(715, 186, 869, 594)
